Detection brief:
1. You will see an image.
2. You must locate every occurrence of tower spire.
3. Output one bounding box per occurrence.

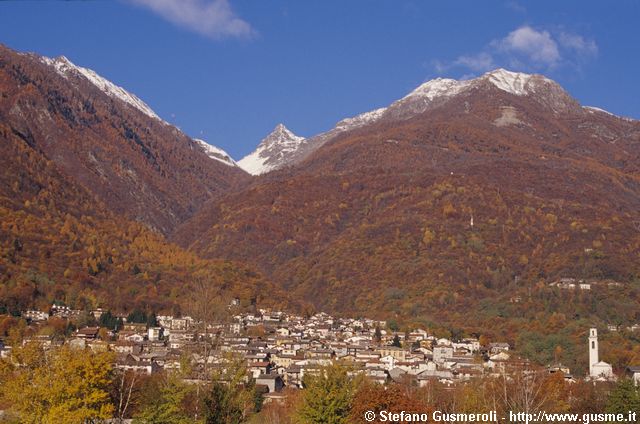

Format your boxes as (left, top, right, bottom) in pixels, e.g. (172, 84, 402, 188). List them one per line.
(589, 328, 599, 376)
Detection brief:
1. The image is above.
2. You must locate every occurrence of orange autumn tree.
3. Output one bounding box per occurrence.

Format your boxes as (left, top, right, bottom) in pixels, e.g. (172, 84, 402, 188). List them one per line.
(349, 382, 431, 424)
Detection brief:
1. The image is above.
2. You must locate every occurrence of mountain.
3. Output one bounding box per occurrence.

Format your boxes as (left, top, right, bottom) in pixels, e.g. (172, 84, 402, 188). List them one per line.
(176, 68, 640, 334)
(238, 124, 305, 175)
(0, 45, 249, 234)
(237, 69, 612, 175)
(0, 44, 296, 315)
(238, 111, 392, 176)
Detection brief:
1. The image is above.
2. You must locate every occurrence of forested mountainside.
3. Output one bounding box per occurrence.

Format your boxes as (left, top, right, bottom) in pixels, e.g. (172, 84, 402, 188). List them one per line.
(177, 70, 640, 346)
(0, 120, 296, 315)
(0, 45, 294, 316)
(0, 44, 249, 235)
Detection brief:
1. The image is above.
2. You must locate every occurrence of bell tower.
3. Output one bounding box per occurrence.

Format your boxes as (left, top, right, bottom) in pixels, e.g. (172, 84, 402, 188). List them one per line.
(589, 328, 599, 376)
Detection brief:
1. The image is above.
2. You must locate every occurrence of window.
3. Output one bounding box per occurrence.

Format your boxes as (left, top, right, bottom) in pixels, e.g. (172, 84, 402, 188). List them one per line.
(592, 341, 595, 349)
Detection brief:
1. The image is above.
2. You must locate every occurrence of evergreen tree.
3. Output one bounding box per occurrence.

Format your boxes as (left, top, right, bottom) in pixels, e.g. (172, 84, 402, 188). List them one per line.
(392, 334, 402, 347)
(127, 309, 147, 324)
(374, 326, 382, 343)
(147, 311, 158, 327)
(99, 310, 121, 330)
(606, 378, 640, 415)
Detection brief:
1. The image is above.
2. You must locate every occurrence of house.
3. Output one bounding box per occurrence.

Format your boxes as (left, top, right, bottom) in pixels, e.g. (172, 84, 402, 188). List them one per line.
(248, 361, 272, 378)
(87, 340, 109, 352)
(115, 354, 161, 374)
(75, 327, 100, 340)
(550, 278, 591, 291)
(50, 305, 82, 319)
(123, 333, 145, 343)
(433, 345, 454, 364)
(113, 340, 142, 354)
(306, 349, 333, 359)
(489, 342, 510, 354)
(548, 364, 575, 382)
(255, 374, 284, 393)
(417, 369, 454, 385)
(123, 323, 147, 334)
(285, 365, 303, 387)
(148, 327, 163, 341)
(23, 310, 49, 322)
(626, 366, 640, 386)
(489, 351, 511, 362)
(376, 346, 407, 361)
(388, 367, 412, 384)
(548, 364, 571, 375)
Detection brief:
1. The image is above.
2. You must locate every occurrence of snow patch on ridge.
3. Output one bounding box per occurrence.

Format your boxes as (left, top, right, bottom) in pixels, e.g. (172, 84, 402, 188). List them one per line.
(583, 106, 638, 121)
(193, 139, 237, 167)
(403, 78, 471, 101)
(482, 69, 545, 96)
(336, 108, 387, 130)
(40, 55, 162, 121)
(583, 106, 614, 116)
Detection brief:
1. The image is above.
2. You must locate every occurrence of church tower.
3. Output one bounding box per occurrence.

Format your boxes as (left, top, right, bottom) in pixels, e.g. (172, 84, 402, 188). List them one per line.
(589, 328, 599, 376)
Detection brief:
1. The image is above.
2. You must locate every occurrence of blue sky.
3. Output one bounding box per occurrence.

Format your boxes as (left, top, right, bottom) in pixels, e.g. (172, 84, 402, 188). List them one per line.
(0, 0, 638, 159)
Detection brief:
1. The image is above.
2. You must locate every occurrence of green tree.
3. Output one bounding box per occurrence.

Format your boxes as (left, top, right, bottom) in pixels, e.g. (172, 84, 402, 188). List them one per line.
(205, 355, 257, 423)
(99, 310, 121, 330)
(606, 379, 640, 416)
(295, 364, 360, 424)
(146, 312, 158, 328)
(373, 326, 382, 344)
(127, 309, 147, 324)
(133, 375, 195, 424)
(392, 334, 402, 348)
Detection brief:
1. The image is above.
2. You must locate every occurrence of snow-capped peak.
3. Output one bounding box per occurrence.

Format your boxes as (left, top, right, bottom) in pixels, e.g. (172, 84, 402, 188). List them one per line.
(193, 139, 237, 167)
(401, 69, 552, 102)
(270, 123, 302, 143)
(238, 124, 306, 175)
(40, 55, 161, 121)
(481, 68, 552, 96)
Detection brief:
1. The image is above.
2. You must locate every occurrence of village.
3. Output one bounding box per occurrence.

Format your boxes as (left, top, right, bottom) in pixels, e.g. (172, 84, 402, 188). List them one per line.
(2, 302, 640, 403)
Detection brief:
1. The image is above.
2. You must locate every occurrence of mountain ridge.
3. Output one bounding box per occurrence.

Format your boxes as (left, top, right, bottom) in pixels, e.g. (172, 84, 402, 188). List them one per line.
(237, 68, 629, 176)
(0, 44, 249, 234)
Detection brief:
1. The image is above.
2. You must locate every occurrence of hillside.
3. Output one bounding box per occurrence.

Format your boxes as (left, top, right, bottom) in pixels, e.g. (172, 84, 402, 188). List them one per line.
(0, 119, 297, 315)
(0, 44, 249, 235)
(0, 45, 297, 315)
(176, 70, 640, 338)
